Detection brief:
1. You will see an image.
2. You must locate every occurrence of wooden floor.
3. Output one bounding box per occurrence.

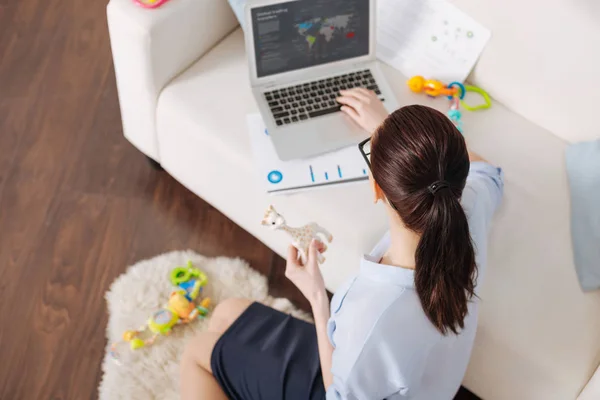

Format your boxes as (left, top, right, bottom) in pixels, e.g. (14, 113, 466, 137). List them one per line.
(0, 0, 479, 398)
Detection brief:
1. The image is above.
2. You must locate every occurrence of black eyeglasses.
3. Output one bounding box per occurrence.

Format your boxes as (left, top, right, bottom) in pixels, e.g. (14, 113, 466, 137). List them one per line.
(358, 137, 372, 170)
(358, 137, 399, 211)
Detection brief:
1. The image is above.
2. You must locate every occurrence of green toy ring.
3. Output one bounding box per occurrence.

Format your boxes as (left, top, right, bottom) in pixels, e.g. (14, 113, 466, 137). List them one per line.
(195, 271, 208, 287)
(170, 267, 192, 286)
(461, 85, 492, 111)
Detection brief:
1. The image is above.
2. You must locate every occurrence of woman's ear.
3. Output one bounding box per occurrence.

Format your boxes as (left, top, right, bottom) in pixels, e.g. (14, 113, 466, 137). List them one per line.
(370, 175, 386, 204)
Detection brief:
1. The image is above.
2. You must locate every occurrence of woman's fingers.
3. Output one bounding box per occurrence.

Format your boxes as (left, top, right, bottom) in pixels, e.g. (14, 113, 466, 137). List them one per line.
(340, 88, 371, 102)
(353, 87, 377, 98)
(336, 95, 363, 110)
(288, 241, 325, 273)
(307, 240, 321, 270)
(312, 239, 326, 253)
(286, 245, 299, 269)
(340, 105, 360, 121)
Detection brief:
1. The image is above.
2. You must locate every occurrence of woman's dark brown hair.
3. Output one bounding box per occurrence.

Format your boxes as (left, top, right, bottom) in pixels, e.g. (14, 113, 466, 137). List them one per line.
(371, 105, 476, 335)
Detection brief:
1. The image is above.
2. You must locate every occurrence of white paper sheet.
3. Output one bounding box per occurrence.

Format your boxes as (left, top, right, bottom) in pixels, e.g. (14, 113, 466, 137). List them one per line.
(377, 0, 491, 83)
(247, 114, 369, 195)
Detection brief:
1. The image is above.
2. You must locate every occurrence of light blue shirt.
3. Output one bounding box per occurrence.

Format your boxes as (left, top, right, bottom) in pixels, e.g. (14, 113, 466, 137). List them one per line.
(326, 162, 504, 400)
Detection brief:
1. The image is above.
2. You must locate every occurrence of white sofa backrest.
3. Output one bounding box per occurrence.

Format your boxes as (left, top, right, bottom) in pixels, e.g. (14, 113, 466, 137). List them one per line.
(107, 0, 238, 160)
(457, 0, 600, 143)
(108, 0, 599, 163)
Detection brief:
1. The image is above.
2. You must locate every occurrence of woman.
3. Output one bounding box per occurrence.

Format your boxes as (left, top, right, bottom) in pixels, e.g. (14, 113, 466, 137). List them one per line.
(180, 89, 504, 399)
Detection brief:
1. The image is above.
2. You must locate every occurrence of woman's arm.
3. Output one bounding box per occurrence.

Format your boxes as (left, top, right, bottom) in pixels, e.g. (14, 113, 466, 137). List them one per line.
(337, 88, 490, 168)
(311, 293, 334, 388)
(284, 241, 334, 389)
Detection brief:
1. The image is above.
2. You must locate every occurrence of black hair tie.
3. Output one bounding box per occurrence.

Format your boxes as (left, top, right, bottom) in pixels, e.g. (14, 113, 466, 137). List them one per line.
(428, 181, 450, 195)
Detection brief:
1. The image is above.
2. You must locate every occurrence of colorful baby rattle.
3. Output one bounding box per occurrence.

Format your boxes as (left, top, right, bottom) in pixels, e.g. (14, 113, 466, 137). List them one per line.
(110, 261, 211, 365)
(407, 76, 492, 132)
(134, 0, 171, 8)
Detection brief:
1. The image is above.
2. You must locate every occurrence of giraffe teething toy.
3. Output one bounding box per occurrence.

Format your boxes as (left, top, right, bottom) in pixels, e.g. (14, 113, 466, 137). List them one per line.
(261, 205, 333, 265)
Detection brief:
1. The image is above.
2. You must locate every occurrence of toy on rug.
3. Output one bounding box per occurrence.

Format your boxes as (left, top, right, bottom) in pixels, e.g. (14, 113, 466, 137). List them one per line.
(134, 0, 171, 9)
(110, 262, 211, 364)
(261, 205, 333, 265)
(407, 76, 492, 132)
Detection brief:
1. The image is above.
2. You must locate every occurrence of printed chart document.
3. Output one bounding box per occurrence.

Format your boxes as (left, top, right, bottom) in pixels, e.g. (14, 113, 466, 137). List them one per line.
(247, 114, 369, 194)
(377, 0, 491, 83)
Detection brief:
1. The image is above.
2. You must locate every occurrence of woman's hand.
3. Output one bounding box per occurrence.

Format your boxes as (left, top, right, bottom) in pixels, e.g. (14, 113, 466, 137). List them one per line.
(285, 240, 327, 306)
(337, 88, 389, 133)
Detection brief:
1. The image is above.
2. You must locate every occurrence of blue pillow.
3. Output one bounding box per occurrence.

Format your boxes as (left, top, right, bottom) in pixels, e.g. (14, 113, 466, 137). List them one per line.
(228, 0, 247, 31)
(566, 139, 600, 291)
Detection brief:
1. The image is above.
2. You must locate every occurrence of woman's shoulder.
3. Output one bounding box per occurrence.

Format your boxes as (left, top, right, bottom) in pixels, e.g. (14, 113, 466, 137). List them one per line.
(339, 280, 440, 348)
(463, 162, 504, 211)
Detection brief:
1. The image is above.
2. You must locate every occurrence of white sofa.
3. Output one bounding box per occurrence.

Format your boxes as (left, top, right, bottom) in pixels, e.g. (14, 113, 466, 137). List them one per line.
(106, 0, 600, 398)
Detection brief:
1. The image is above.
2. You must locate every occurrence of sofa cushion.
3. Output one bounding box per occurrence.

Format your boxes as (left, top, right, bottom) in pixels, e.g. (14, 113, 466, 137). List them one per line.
(156, 29, 600, 400)
(455, 0, 600, 144)
(156, 29, 390, 295)
(566, 139, 600, 291)
(107, 0, 238, 160)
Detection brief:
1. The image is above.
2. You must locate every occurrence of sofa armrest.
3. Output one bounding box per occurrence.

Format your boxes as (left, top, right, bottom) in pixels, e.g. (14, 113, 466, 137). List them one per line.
(107, 0, 238, 160)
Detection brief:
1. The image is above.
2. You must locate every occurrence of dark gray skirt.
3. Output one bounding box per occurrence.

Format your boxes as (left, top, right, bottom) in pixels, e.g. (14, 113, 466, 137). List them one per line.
(210, 302, 326, 400)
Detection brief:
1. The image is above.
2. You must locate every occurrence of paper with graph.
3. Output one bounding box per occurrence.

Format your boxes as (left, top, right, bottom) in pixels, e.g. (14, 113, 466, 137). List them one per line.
(247, 114, 369, 195)
(377, 0, 491, 83)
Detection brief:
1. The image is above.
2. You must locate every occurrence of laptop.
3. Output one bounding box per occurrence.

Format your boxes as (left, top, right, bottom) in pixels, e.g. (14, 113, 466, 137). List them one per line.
(245, 0, 399, 161)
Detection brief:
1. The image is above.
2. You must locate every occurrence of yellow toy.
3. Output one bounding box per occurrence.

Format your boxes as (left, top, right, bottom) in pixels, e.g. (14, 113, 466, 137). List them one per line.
(110, 262, 211, 363)
(407, 76, 457, 97)
(407, 76, 492, 132)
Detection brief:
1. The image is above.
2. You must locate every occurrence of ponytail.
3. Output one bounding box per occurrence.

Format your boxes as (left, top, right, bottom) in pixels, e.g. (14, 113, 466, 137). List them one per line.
(414, 189, 476, 335)
(369, 104, 477, 335)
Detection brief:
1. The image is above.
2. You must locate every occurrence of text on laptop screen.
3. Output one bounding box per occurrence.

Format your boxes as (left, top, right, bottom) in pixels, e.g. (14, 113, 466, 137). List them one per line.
(251, 0, 370, 78)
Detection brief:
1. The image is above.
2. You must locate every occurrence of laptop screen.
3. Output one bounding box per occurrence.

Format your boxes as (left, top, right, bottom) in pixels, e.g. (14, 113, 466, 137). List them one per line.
(251, 0, 370, 78)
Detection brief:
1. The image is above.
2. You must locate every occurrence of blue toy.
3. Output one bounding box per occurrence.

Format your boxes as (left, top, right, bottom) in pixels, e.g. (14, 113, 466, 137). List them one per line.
(169, 261, 208, 301)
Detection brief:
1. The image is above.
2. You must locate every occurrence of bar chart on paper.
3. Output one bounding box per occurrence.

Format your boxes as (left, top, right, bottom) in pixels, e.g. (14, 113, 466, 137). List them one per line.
(247, 114, 369, 194)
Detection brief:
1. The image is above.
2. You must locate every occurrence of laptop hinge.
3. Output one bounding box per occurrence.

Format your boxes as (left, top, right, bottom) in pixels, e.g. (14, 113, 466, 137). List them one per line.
(258, 61, 372, 90)
(262, 81, 279, 88)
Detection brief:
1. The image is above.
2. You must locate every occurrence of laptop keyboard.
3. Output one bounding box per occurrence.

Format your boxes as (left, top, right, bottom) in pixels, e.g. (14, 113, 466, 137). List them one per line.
(264, 69, 384, 126)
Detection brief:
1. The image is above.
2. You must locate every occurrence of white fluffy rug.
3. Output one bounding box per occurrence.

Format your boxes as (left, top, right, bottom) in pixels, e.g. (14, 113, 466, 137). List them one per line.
(99, 250, 310, 400)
